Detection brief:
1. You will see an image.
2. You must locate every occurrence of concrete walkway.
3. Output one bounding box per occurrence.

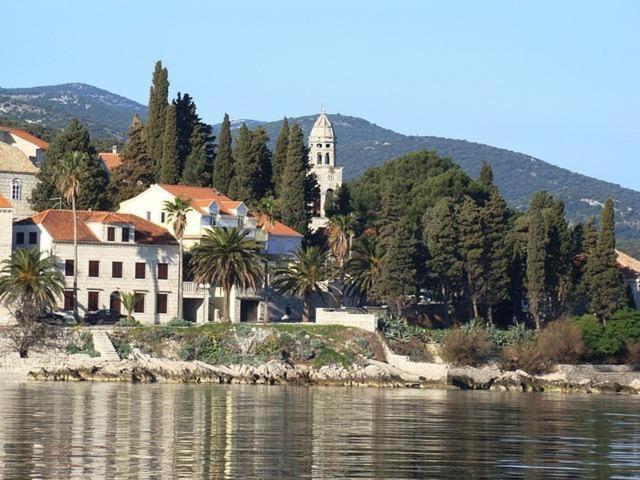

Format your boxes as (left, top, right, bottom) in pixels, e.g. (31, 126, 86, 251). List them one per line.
(91, 331, 120, 361)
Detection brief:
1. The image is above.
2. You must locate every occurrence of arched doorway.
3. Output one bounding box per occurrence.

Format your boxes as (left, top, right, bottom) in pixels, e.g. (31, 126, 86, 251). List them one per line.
(110, 291, 121, 313)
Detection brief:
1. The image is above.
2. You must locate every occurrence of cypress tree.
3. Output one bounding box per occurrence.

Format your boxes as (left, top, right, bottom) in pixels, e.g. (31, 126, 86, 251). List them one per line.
(583, 217, 598, 255)
(280, 123, 310, 233)
(478, 160, 494, 188)
(146, 61, 169, 178)
(586, 199, 626, 323)
(249, 127, 272, 199)
(159, 104, 180, 184)
(459, 195, 485, 319)
(526, 210, 547, 330)
(377, 187, 403, 254)
(30, 118, 109, 211)
(181, 117, 215, 186)
(212, 113, 234, 194)
(271, 117, 289, 197)
(174, 92, 196, 172)
(228, 123, 252, 200)
(109, 115, 154, 205)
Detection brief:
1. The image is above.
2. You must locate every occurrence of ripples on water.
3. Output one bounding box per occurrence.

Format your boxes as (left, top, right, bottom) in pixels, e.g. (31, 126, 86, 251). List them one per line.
(0, 383, 638, 479)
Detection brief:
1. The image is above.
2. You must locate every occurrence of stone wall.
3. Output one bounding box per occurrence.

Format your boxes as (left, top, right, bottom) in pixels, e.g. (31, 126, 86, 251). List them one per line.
(315, 308, 379, 332)
(375, 332, 449, 383)
(0, 172, 37, 219)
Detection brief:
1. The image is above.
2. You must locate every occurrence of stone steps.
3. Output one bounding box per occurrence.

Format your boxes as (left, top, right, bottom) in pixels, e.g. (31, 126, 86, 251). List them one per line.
(91, 331, 120, 361)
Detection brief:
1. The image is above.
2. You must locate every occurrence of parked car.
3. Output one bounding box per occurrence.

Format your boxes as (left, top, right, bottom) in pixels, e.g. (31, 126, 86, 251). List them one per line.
(84, 309, 124, 325)
(40, 309, 75, 325)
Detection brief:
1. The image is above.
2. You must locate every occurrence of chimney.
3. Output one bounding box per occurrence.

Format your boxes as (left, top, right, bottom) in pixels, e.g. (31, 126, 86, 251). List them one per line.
(112, 145, 118, 154)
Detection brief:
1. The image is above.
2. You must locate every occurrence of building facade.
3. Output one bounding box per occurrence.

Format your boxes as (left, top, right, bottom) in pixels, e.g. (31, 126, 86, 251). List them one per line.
(0, 194, 13, 324)
(308, 108, 343, 229)
(13, 210, 180, 325)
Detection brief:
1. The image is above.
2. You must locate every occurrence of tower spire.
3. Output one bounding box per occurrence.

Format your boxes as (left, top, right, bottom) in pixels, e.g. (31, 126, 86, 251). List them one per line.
(321, 102, 325, 114)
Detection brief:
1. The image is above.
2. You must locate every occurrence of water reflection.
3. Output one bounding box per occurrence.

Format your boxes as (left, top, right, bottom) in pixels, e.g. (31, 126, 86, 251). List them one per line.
(0, 383, 638, 479)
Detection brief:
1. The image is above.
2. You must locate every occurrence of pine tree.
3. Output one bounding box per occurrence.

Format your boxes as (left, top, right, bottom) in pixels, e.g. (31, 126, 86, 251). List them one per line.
(228, 123, 252, 200)
(159, 104, 180, 184)
(458, 195, 485, 319)
(146, 61, 169, 178)
(109, 115, 155, 205)
(482, 192, 512, 323)
(212, 113, 234, 194)
(280, 123, 311, 233)
(423, 197, 463, 325)
(526, 210, 547, 330)
(271, 117, 289, 197)
(586, 199, 626, 323)
(30, 118, 109, 211)
(478, 160, 494, 188)
(377, 187, 403, 254)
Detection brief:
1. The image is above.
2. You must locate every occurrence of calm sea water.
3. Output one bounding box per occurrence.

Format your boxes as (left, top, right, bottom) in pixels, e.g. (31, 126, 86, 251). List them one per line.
(0, 383, 638, 479)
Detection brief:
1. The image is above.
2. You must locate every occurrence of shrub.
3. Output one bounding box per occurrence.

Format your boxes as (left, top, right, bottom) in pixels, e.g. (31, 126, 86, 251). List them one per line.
(574, 310, 640, 359)
(499, 341, 555, 375)
(380, 315, 425, 343)
(536, 321, 586, 364)
(66, 330, 100, 357)
(440, 327, 492, 366)
(110, 337, 132, 359)
(166, 317, 193, 327)
(115, 318, 141, 328)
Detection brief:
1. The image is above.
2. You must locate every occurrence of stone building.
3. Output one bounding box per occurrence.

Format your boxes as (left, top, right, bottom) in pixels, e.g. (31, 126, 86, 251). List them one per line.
(0, 194, 13, 324)
(617, 250, 640, 309)
(13, 210, 180, 325)
(308, 107, 343, 229)
(0, 126, 48, 219)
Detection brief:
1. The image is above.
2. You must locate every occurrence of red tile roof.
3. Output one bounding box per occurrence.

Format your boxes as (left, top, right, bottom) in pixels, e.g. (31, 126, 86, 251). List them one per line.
(255, 215, 303, 237)
(16, 210, 177, 245)
(0, 193, 12, 209)
(98, 152, 122, 171)
(0, 126, 49, 149)
(158, 184, 232, 202)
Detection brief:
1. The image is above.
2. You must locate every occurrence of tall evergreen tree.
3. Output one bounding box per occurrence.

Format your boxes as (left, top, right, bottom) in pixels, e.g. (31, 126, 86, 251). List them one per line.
(583, 217, 598, 255)
(586, 199, 626, 323)
(458, 196, 485, 319)
(159, 104, 180, 184)
(228, 123, 252, 200)
(30, 119, 108, 211)
(146, 61, 169, 178)
(212, 113, 234, 194)
(478, 160, 494, 188)
(280, 123, 312, 233)
(174, 92, 196, 171)
(271, 118, 289, 197)
(526, 210, 547, 330)
(249, 127, 272, 198)
(109, 115, 155, 205)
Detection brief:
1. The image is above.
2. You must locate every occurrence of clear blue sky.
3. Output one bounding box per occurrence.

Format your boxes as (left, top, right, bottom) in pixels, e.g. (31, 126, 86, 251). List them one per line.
(3, 1, 639, 189)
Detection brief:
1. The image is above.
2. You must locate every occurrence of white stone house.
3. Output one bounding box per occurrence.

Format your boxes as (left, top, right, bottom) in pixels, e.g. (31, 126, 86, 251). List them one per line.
(13, 210, 180, 325)
(617, 250, 640, 309)
(0, 194, 13, 324)
(118, 184, 303, 322)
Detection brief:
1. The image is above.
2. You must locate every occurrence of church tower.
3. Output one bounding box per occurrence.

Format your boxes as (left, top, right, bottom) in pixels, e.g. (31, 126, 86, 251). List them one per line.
(308, 107, 342, 229)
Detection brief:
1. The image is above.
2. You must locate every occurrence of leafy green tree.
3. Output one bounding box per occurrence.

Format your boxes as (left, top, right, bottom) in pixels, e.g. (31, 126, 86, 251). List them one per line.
(159, 104, 180, 184)
(458, 196, 485, 319)
(0, 249, 64, 357)
(163, 196, 192, 320)
(586, 198, 626, 324)
(271, 117, 289, 197)
(146, 60, 169, 178)
(30, 119, 109, 211)
(478, 160, 494, 188)
(181, 143, 208, 186)
(250, 127, 273, 198)
(345, 235, 381, 305)
(190, 227, 263, 322)
(423, 197, 463, 325)
(109, 115, 155, 204)
(526, 209, 547, 330)
(272, 247, 333, 322)
(212, 113, 234, 194)
(280, 123, 314, 234)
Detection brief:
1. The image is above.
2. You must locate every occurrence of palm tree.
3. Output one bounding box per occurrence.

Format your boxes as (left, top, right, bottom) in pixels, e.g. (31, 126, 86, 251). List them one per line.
(326, 214, 354, 304)
(345, 236, 382, 306)
(119, 292, 137, 322)
(253, 196, 279, 323)
(163, 196, 192, 320)
(272, 246, 333, 322)
(0, 249, 64, 357)
(190, 227, 264, 322)
(56, 151, 85, 321)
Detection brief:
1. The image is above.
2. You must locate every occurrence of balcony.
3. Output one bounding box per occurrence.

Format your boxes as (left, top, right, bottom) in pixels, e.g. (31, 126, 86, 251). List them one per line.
(182, 282, 208, 298)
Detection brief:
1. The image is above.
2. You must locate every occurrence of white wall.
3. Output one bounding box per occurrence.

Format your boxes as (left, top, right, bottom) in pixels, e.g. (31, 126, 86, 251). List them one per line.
(0, 207, 12, 324)
(315, 308, 378, 332)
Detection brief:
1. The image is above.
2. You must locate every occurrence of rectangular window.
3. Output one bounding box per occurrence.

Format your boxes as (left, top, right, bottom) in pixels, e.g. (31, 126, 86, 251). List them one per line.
(145, 211, 151, 221)
(134, 292, 145, 313)
(112, 261, 123, 278)
(156, 293, 168, 314)
(122, 227, 130, 242)
(135, 262, 145, 279)
(88, 291, 99, 311)
(157, 263, 168, 280)
(160, 212, 166, 223)
(28, 232, 37, 244)
(107, 227, 115, 241)
(88, 260, 100, 278)
(63, 290, 74, 310)
(16, 232, 24, 244)
(64, 260, 74, 276)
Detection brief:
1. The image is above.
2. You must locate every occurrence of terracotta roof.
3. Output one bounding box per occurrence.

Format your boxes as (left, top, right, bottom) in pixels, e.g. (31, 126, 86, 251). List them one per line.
(16, 210, 177, 245)
(0, 142, 39, 173)
(158, 184, 232, 202)
(0, 126, 49, 149)
(255, 215, 302, 238)
(98, 152, 122, 171)
(617, 250, 640, 277)
(0, 193, 12, 209)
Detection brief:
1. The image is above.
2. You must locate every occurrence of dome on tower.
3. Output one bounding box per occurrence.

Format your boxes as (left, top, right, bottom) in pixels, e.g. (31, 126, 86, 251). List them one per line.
(309, 109, 334, 141)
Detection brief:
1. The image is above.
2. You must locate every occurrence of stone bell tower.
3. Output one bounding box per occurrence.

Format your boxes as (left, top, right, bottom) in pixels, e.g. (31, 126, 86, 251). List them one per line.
(308, 106, 343, 229)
